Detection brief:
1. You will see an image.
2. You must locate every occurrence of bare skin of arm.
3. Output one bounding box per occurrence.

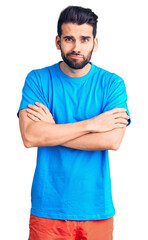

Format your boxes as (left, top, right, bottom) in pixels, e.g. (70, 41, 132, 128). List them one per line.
(18, 102, 129, 150)
(19, 108, 89, 148)
(61, 127, 126, 151)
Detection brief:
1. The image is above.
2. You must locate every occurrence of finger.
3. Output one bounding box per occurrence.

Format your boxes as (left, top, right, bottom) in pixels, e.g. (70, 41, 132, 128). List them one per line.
(28, 104, 41, 112)
(113, 112, 129, 120)
(115, 118, 128, 125)
(114, 123, 127, 128)
(109, 108, 127, 114)
(28, 104, 45, 115)
(26, 109, 42, 120)
(35, 102, 49, 114)
(27, 113, 40, 121)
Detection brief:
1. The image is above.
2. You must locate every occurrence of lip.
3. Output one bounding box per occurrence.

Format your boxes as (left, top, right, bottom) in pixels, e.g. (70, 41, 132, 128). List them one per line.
(69, 55, 82, 59)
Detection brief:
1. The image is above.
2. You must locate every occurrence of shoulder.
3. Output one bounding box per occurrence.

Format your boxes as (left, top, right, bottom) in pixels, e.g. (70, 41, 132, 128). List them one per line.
(27, 63, 57, 78)
(25, 63, 58, 85)
(92, 63, 124, 88)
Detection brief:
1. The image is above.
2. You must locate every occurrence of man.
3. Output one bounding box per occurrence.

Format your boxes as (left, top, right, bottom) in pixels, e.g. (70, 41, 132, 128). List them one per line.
(17, 6, 131, 240)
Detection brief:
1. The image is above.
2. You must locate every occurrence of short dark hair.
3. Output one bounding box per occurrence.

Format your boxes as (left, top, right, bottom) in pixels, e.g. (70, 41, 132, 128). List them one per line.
(57, 6, 98, 38)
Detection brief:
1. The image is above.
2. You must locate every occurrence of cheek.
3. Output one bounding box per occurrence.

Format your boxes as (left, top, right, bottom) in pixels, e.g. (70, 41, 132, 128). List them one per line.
(82, 44, 94, 54)
(61, 43, 72, 53)
(82, 41, 94, 49)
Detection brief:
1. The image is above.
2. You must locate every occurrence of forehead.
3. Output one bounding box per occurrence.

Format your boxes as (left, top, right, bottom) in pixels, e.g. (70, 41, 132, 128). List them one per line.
(61, 23, 93, 37)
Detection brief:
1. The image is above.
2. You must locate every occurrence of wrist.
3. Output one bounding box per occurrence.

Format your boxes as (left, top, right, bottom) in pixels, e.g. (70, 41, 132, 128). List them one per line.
(84, 119, 94, 133)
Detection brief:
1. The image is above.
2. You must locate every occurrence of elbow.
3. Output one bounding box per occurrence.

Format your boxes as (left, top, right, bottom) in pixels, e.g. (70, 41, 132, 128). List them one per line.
(20, 121, 40, 148)
(111, 140, 121, 151)
(23, 140, 32, 148)
(21, 130, 33, 148)
(22, 135, 33, 148)
(23, 122, 39, 148)
(110, 127, 126, 151)
(111, 143, 120, 151)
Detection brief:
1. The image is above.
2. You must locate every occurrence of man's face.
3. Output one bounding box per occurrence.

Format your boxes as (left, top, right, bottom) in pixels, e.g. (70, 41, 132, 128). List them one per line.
(56, 23, 98, 69)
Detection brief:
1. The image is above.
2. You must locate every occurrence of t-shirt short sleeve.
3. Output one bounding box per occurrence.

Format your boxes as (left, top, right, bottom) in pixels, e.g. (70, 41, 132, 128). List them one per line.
(17, 70, 48, 118)
(102, 74, 131, 126)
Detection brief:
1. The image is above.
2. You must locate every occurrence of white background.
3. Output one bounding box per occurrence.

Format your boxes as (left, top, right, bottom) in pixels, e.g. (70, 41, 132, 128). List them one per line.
(0, 0, 147, 239)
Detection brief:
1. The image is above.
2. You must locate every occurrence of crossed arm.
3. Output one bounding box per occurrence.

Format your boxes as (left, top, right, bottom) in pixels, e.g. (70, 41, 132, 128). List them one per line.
(61, 128, 126, 151)
(19, 102, 129, 151)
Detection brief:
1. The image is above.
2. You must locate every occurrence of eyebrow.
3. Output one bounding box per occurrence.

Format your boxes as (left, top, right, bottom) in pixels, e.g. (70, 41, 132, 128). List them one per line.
(63, 36, 91, 39)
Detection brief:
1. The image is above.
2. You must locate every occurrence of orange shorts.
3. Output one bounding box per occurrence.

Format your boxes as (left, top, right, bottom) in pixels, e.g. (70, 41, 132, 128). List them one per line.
(29, 214, 114, 240)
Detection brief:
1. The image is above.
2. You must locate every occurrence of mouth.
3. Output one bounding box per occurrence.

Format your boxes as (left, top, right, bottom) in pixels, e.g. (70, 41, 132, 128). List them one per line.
(68, 54, 83, 59)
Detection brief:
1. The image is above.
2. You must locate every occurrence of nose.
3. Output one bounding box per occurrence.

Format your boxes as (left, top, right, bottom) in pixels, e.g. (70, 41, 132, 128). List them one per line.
(72, 40, 81, 53)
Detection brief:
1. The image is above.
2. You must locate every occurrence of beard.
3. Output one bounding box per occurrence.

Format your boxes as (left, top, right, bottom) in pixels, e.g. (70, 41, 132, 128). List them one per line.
(60, 46, 94, 70)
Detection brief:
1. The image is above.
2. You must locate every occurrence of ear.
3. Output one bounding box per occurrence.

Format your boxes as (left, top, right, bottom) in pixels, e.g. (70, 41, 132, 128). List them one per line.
(55, 35, 61, 50)
(93, 37, 98, 52)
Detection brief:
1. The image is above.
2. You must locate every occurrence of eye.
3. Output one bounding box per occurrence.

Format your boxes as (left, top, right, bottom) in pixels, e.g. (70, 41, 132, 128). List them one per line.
(65, 37, 73, 42)
(82, 38, 89, 42)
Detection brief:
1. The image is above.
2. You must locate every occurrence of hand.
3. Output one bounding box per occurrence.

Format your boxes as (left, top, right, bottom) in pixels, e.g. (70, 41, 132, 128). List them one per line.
(88, 108, 129, 133)
(26, 102, 55, 124)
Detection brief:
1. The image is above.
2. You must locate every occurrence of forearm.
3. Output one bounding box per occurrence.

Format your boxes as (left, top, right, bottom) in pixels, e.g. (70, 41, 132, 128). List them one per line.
(26, 120, 90, 148)
(61, 127, 126, 151)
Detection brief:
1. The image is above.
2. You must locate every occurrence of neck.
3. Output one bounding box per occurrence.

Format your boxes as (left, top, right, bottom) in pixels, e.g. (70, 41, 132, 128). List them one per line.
(59, 61, 91, 78)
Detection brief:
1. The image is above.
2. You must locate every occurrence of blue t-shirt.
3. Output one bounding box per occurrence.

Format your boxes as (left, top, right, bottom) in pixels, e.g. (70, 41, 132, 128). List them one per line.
(17, 61, 131, 220)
